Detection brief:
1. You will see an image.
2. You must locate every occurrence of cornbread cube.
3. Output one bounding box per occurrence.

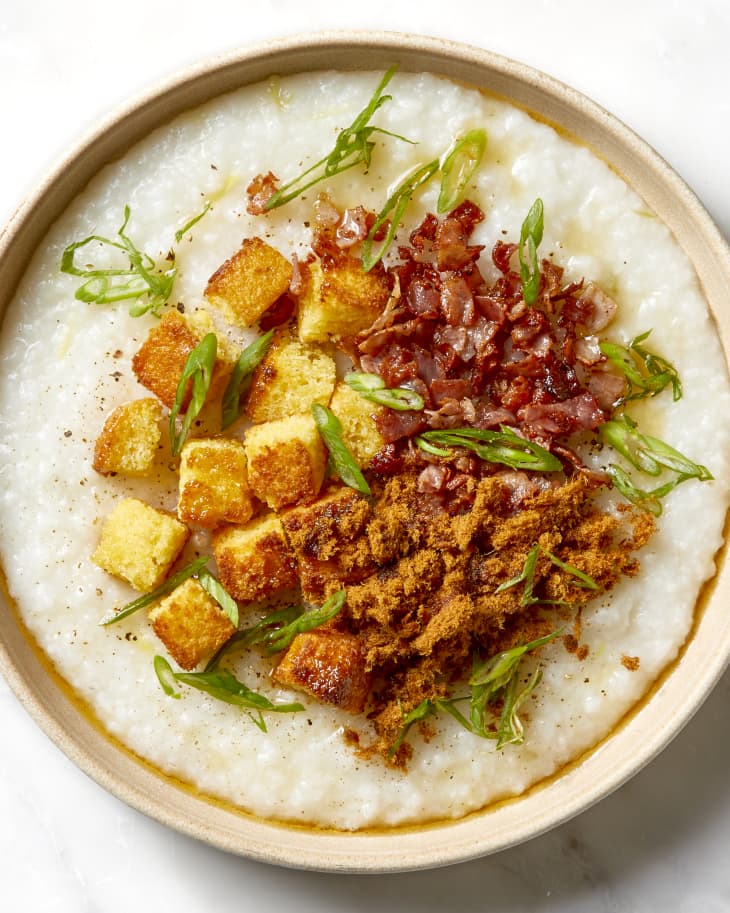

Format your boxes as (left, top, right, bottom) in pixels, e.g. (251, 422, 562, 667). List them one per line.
(131, 309, 234, 409)
(273, 630, 371, 713)
(212, 513, 298, 603)
(92, 398, 162, 477)
(298, 257, 390, 343)
(92, 498, 189, 592)
(204, 236, 293, 328)
(328, 382, 385, 469)
(244, 413, 327, 510)
(148, 577, 235, 670)
(280, 485, 374, 601)
(246, 325, 336, 423)
(178, 437, 257, 529)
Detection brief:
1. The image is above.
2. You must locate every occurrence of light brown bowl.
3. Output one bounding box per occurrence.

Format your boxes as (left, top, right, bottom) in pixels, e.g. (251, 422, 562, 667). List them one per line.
(1, 31, 729, 873)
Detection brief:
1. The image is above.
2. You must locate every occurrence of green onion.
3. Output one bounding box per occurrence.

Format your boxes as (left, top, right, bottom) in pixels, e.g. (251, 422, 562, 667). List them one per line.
(415, 425, 562, 473)
(221, 329, 275, 429)
(388, 630, 559, 754)
(198, 568, 239, 628)
(311, 403, 371, 496)
(495, 545, 599, 606)
(60, 205, 176, 317)
(437, 128, 487, 213)
(263, 66, 412, 211)
(388, 699, 437, 757)
(205, 605, 306, 671)
(169, 333, 218, 457)
(174, 200, 211, 243)
(153, 656, 304, 732)
(495, 663, 543, 748)
(100, 556, 209, 626)
(263, 589, 346, 655)
(361, 158, 440, 272)
(600, 414, 712, 513)
(599, 330, 682, 403)
(518, 198, 544, 306)
(600, 414, 711, 479)
(344, 372, 424, 411)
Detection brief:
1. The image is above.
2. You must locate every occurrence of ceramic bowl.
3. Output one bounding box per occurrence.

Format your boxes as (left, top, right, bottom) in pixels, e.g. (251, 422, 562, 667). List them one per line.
(1, 31, 729, 873)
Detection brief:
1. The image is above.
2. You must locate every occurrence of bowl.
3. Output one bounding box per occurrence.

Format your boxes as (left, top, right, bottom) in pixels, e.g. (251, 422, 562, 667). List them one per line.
(1, 31, 729, 873)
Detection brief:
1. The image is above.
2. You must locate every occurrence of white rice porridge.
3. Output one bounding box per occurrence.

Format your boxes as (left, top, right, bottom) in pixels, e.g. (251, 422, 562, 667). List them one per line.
(0, 70, 728, 830)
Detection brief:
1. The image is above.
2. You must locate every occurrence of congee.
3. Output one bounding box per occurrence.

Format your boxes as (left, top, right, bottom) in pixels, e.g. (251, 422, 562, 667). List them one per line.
(0, 69, 728, 830)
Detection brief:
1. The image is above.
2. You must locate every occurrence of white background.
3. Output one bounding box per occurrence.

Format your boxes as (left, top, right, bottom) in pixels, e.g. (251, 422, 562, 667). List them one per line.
(2, 2, 730, 910)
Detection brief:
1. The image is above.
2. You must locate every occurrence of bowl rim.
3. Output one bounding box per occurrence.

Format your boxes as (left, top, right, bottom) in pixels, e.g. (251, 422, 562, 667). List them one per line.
(1, 29, 730, 873)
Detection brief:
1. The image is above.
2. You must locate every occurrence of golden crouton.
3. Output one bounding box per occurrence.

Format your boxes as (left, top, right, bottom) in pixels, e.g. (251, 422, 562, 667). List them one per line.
(280, 485, 374, 601)
(131, 309, 233, 409)
(204, 236, 293, 328)
(328, 382, 385, 469)
(297, 257, 390, 343)
(212, 513, 298, 603)
(273, 629, 371, 713)
(148, 576, 235, 670)
(244, 413, 327, 510)
(93, 398, 162, 477)
(178, 437, 257, 529)
(245, 324, 336, 423)
(92, 498, 189, 592)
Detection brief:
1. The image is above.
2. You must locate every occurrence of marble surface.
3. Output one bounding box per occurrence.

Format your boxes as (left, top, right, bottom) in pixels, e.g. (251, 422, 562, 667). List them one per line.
(2, 1, 730, 908)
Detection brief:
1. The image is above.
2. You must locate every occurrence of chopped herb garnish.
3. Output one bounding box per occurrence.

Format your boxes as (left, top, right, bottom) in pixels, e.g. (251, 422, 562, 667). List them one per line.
(61, 202, 211, 317)
(100, 556, 209, 626)
(495, 544, 599, 606)
(361, 158, 440, 272)
(437, 128, 487, 213)
(263, 66, 412, 211)
(198, 568, 239, 628)
(415, 425, 562, 473)
(205, 605, 306, 671)
(153, 655, 304, 731)
(344, 371, 424, 411)
(600, 330, 682, 403)
(600, 414, 712, 513)
(388, 631, 559, 754)
(312, 403, 371, 496)
(60, 206, 175, 316)
(174, 200, 212, 243)
(169, 333, 218, 457)
(263, 589, 346, 655)
(221, 329, 275, 429)
(518, 198, 544, 306)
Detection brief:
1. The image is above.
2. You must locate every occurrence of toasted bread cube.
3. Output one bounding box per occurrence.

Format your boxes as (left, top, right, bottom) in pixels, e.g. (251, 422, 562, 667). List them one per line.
(92, 498, 189, 592)
(246, 325, 336, 423)
(298, 257, 390, 343)
(178, 437, 257, 528)
(212, 513, 298, 602)
(205, 236, 293, 327)
(148, 577, 235, 670)
(273, 630, 371, 713)
(131, 309, 233, 409)
(244, 413, 327, 509)
(328, 382, 386, 469)
(280, 485, 374, 601)
(92, 398, 162, 477)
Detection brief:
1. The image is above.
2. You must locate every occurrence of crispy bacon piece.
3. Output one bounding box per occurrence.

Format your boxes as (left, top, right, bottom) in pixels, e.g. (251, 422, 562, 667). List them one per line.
(246, 171, 279, 215)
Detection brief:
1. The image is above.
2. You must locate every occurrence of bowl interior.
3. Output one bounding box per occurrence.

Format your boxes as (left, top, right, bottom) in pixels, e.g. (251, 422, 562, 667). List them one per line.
(1, 31, 729, 872)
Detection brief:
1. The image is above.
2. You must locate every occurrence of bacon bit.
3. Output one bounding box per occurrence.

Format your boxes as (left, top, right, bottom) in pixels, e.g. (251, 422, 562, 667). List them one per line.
(259, 291, 297, 331)
(246, 171, 279, 215)
(336, 206, 370, 248)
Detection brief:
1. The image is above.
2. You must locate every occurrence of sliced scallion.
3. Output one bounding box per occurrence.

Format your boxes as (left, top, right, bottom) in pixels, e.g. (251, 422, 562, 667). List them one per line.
(437, 128, 487, 213)
(221, 329, 275, 429)
(344, 371, 424, 411)
(169, 333, 218, 457)
(311, 403, 371, 496)
(518, 198, 544, 306)
(415, 425, 561, 473)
